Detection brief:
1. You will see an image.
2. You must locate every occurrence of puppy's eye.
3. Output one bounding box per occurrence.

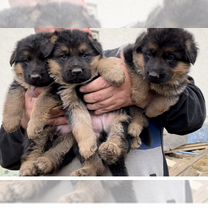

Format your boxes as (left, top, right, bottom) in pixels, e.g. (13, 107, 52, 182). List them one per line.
(59, 54, 68, 60)
(166, 54, 176, 62)
(144, 51, 152, 61)
(80, 53, 90, 58)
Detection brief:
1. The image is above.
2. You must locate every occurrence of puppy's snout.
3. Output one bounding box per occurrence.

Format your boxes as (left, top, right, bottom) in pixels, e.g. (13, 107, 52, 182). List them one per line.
(147, 70, 167, 83)
(71, 68, 83, 75)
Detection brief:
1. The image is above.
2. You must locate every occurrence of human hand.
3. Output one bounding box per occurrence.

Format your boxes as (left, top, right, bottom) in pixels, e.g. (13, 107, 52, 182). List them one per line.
(80, 57, 134, 115)
(21, 87, 68, 129)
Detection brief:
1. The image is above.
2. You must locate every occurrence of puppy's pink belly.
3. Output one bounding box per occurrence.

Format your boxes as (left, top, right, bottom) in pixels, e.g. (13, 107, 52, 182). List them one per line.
(56, 125, 72, 134)
(56, 113, 118, 137)
(91, 113, 117, 137)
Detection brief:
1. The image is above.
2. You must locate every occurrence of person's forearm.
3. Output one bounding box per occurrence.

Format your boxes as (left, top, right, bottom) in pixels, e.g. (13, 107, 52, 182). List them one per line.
(0, 125, 24, 170)
(153, 83, 206, 135)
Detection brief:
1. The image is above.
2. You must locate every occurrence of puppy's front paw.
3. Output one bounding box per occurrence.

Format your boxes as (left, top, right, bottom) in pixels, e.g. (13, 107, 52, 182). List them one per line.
(98, 58, 125, 86)
(27, 123, 43, 140)
(79, 142, 97, 160)
(19, 162, 39, 176)
(131, 137, 142, 149)
(3, 117, 20, 133)
(99, 142, 122, 164)
(34, 156, 54, 175)
(103, 70, 125, 86)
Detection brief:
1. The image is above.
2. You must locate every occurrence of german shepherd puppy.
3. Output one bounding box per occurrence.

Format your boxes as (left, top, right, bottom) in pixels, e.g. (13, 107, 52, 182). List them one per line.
(124, 28, 198, 146)
(48, 30, 132, 176)
(3, 33, 74, 176)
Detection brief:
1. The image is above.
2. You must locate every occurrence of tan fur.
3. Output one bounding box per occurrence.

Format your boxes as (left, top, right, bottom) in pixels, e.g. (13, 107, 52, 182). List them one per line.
(128, 107, 148, 149)
(98, 113, 130, 164)
(27, 89, 62, 139)
(14, 64, 26, 82)
(71, 153, 106, 176)
(78, 43, 88, 53)
(60, 45, 69, 53)
(97, 57, 125, 86)
(2, 83, 25, 133)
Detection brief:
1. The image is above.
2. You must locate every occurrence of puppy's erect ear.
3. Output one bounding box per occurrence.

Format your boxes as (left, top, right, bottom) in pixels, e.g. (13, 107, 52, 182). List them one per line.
(10, 50, 17, 66)
(134, 32, 147, 53)
(89, 37, 103, 56)
(40, 32, 58, 58)
(185, 39, 198, 65)
(123, 44, 134, 68)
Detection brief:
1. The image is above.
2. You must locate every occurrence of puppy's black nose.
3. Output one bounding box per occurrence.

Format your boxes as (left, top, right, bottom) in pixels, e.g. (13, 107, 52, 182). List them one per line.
(72, 68, 83, 75)
(147, 71, 160, 79)
(30, 74, 42, 80)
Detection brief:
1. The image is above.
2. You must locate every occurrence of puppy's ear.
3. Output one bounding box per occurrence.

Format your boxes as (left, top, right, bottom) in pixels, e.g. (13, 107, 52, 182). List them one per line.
(123, 44, 134, 68)
(185, 39, 198, 65)
(10, 50, 17, 66)
(40, 32, 58, 58)
(89, 37, 103, 56)
(134, 32, 147, 53)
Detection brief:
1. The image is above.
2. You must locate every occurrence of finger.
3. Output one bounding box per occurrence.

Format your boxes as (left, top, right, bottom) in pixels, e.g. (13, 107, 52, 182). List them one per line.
(80, 77, 111, 93)
(83, 87, 114, 104)
(48, 117, 68, 126)
(94, 105, 119, 115)
(86, 97, 116, 111)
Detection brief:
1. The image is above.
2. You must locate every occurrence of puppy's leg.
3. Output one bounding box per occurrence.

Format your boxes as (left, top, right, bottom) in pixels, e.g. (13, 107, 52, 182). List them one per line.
(145, 96, 179, 118)
(99, 113, 130, 164)
(70, 106, 97, 160)
(34, 133, 74, 175)
(97, 57, 125, 86)
(27, 90, 61, 140)
(60, 88, 97, 160)
(3, 80, 25, 133)
(128, 107, 148, 149)
(70, 153, 106, 176)
(19, 136, 48, 176)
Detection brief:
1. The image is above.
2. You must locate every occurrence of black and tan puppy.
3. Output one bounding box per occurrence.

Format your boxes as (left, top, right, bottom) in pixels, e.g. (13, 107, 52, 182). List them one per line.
(48, 30, 131, 176)
(124, 28, 198, 146)
(3, 33, 74, 176)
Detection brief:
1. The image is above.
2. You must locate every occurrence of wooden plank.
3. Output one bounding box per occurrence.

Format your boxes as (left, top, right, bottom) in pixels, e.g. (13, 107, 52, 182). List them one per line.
(165, 143, 208, 154)
(169, 148, 208, 176)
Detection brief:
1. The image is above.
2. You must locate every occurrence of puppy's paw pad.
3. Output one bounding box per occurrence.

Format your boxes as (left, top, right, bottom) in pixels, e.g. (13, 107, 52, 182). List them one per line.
(98, 142, 121, 164)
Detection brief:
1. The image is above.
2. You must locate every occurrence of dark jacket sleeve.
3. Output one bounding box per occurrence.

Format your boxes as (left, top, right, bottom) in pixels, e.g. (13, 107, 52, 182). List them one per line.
(154, 82, 206, 135)
(0, 126, 24, 170)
